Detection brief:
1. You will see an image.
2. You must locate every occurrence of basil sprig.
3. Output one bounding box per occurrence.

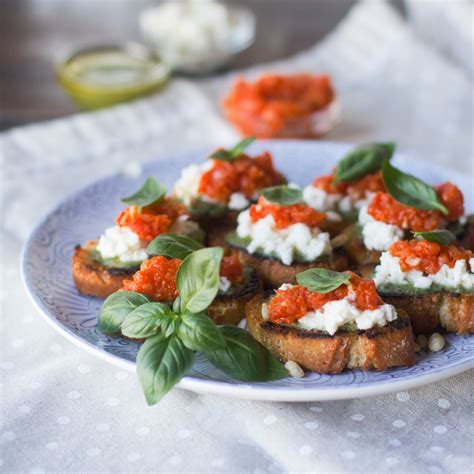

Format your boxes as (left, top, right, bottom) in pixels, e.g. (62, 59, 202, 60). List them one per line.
(260, 185, 303, 205)
(98, 292, 151, 334)
(334, 142, 395, 183)
(121, 177, 167, 210)
(412, 229, 456, 246)
(209, 137, 255, 162)
(98, 244, 287, 405)
(147, 234, 204, 259)
(296, 268, 351, 293)
(382, 160, 448, 214)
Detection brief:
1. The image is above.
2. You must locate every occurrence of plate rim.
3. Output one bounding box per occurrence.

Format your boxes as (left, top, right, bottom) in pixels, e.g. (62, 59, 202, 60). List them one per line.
(21, 139, 474, 402)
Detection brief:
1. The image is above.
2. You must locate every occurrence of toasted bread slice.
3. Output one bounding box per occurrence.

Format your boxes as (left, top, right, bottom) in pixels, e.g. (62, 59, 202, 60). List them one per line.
(340, 224, 381, 266)
(246, 294, 415, 373)
(72, 245, 139, 298)
(379, 290, 474, 335)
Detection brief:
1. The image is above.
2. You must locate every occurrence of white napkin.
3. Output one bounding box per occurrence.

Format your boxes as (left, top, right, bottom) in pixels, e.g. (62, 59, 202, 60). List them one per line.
(1, 1, 473, 473)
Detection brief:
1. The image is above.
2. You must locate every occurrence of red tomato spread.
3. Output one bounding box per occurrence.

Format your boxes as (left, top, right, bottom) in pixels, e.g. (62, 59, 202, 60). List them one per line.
(123, 256, 181, 301)
(312, 170, 385, 200)
(249, 196, 326, 229)
(116, 198, 188, 241)
(122, 253, 244, 301)
(389, 240, 473, 275)
(435, 182, 464, 221)
(198, 152, 285, 204)
(367, 192, 441, 232)
(269, 274, 383, 324)
(223, 74, 335, 138)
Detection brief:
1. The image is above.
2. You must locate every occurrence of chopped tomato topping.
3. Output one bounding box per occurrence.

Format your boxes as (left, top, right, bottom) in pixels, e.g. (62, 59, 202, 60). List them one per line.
(223, 74, 335, 138)
(312, 170, 385, 200)
(389, 240, 472, 275)
(116, 198, 188, 241)
(268, 274, 383, 324)
(198, 152, 285, 204)
(122, 252, 245, 301)
(249, 196, 326, 229)
(220, 252, 244, 285)
(367, 192, 441, 232)
(122, 256, 180, 301)
(435, 182, 464, 221)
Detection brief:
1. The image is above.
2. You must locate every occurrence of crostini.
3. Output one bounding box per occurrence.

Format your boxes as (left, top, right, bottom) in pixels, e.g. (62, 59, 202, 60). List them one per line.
(246, 269, 415, 373)
(72, 178, 202, 298)
(219, 186, 347, 288)
(172, 137, 286, 236)
(115, 234, 261, 326)
(303, 142, 393, 233)
(342, 160, 466, 266)
(373, 233, 474, 335)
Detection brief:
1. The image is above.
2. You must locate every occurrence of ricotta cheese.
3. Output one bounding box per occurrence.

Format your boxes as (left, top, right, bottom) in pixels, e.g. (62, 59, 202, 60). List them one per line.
(173, 161, 214, 207)
(236, 210, 331, 265)
(96, 226, 148, 263)
(359, 205, 404, 251)
(303, 185, 342, 221)
(374, 252, 474, 291)
(297, 295, 397, 335)
(228, 192, 250, 210)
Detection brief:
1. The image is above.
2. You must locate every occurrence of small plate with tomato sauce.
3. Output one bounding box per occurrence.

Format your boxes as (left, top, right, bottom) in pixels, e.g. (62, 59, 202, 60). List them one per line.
(22, 140, 474, 401)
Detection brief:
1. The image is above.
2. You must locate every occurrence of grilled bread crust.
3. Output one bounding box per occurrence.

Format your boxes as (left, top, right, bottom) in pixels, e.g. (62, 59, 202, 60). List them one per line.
(72, 246, 138, 298)
(231, 249, 348, 289)
(380, 291, 474, 335)
(246, 294, 415, 373)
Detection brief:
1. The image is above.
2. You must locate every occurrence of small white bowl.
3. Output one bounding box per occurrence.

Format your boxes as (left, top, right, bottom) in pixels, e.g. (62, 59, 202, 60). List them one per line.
(139, 2, 256, 75)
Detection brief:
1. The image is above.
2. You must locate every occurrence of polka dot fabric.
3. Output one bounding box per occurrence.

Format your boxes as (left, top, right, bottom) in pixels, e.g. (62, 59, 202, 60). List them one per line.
(2, 2, 473, 472)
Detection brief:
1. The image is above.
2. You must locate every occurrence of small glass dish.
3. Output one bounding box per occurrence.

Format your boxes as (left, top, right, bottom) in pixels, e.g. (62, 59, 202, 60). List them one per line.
(139, 2, 256, 75)
(56, 43, 170, 110)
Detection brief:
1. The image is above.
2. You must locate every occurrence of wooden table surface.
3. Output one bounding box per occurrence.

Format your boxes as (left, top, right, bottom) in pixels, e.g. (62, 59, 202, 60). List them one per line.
(1, 0, 403, 131)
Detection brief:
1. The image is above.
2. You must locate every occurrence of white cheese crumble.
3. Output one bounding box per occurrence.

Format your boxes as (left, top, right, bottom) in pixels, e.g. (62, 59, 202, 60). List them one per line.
(169, 215, 202, 236)
(374, 252, 474, 291)
(359, 205, 404, 251)
(173, 161, 214, 207)
(296, 294, 397, 336)
(303, 185, 342, 221)
(218, 276, 232, 293)
(96, 226, 148, 263)
(236, 210, 331, 265)
(228, 192, 250, 210)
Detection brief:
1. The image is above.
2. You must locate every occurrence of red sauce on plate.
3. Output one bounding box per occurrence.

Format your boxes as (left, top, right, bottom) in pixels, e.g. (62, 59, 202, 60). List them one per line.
(389, 240, 472, 275)
(269, 274, 383, 324)
(249, 196, 326, 229)
(198, 152, 285, 204)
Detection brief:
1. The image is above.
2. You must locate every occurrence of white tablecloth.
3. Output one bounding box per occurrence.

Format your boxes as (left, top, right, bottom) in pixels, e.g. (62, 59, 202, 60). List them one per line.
(1, 1, 473, 473)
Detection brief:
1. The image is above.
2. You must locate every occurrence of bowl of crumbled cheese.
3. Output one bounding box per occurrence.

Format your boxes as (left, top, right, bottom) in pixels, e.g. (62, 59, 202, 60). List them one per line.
(139, 0, 256, 74)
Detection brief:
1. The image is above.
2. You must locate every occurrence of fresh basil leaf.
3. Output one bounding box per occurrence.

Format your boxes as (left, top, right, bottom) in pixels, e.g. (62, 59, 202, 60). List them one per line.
(177, 312, 225, 352)
(121, 177, 167, 210)
(146, 233, 203, 259)
(121, 302, 172, 339)
(382, 160, 448, 214)
(206, 326, 288, 381)
(161, 315, 181, 338)
(98, 291, 151, 334)
(412, 229, 456, 246)
(230, 136, 255, 157)
(177, 247, 223, 313)
(335, 142, 395, 183)
(209, 137, 256, 162)
(260, 185, 303, 205)
(136, 334, 194, 406)
(296, 268, 351, 293)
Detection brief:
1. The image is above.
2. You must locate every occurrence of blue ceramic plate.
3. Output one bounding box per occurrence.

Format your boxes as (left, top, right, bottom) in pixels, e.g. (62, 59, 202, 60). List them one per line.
(21, 141, 474, 401)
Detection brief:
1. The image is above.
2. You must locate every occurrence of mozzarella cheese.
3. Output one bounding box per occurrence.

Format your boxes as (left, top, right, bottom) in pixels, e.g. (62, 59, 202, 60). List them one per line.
(359, 205, 404, 251)
(96, 226, 148, 263)
(236, 210, 331, 265)
(374, 252, 474, 291)
(173, 161, 213, 207)
(297, 295, 397, 335)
